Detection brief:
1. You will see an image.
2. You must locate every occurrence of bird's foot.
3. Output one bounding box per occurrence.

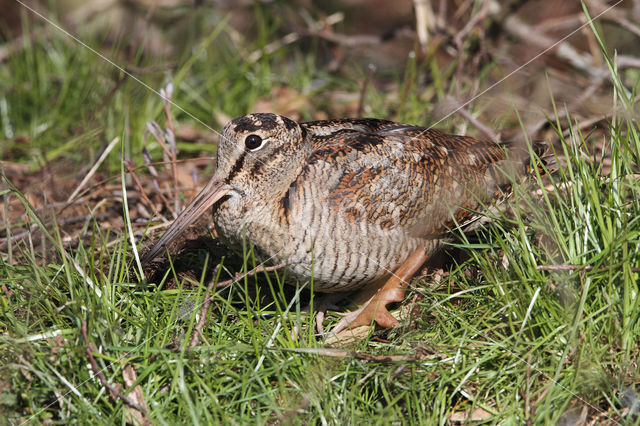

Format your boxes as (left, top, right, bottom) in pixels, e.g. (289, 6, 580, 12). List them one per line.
(290, 293, 343, 339)
(311, 293, 343, 334)
(328, 245, 428, 337)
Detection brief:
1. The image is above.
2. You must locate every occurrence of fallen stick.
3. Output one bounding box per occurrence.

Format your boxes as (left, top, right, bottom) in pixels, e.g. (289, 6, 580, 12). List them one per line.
(80, 321, 148, 415)
(537, 264, 640, 273)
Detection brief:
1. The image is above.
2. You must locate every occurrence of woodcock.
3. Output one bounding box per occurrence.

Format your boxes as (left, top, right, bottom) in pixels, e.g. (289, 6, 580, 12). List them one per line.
(143, 113, 547, 334)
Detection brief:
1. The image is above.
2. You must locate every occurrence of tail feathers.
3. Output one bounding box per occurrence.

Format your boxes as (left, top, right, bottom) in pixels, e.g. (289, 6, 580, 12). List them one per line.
(495, 139, 557, 180)
(451, 139, 556, 234)
(530, 140, 558, 176)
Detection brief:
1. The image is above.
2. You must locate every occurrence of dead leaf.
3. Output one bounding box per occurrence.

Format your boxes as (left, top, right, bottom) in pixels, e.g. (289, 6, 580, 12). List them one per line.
(122, 363, 151, 426)
(449, 406, 493, 423)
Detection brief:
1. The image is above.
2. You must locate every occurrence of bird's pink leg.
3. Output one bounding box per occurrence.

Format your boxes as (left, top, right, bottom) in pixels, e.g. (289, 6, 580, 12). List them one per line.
(312, 293, 342, 334)
(329, 245, 428, 335)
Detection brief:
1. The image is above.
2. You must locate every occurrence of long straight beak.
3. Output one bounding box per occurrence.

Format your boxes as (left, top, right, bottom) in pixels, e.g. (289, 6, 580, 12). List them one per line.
(142, 179, 232, 263)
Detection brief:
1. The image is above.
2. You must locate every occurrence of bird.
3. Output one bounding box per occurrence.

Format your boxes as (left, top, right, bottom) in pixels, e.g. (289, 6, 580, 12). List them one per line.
(142, 113, 549, 334)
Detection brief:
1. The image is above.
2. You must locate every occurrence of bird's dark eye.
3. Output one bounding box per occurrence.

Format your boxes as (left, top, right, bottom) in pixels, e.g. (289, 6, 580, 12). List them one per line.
(245, 134, 264, 151)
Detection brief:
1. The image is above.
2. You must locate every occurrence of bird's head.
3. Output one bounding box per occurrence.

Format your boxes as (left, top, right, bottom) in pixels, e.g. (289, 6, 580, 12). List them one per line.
(142, 113, 307, 263)
(215, 113, 308, 196)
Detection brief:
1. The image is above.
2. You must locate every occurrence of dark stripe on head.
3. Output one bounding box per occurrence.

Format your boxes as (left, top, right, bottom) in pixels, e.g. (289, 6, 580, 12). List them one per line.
(225, 152, 246, 183)
(231, 113, 279, 133)
(249, 160, 263, 178)
(282, 116, 298, 131)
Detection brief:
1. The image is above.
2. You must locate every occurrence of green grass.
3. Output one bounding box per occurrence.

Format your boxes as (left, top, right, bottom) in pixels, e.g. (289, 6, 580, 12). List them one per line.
(2, 4, 640, 424)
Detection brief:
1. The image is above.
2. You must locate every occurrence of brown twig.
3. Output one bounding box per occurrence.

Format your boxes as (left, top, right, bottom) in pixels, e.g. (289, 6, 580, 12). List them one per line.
(67, 137, 120, 202)
(561, 114, 609, 138)
(2, 192, 83, 225)
(589, 0, 640, 39)
(531, 384, 549, 416)
(537, 264, 640, 273)
(162, 84, 175, 137)
(88, 74, 128, 123)
(388, 364, 407, 386)
(159, 84, 181, 214)
(501, 12, 603, 79)
(0, 212, 111, 251)
(453, 0, 474, 20)
(50, 157, 211, 219)
(445, 95, 500, 141)
(146, 123, 174, 175)
(141, 146, 175, 218)
(617, 55, 640, 70)
(124, 159, 160, 217)
(146, 121, 180, 216)
(190, 265, 222, 347)
(215, 263, 288, 289)
(453, 0, 490, 47)
(292, 12, 389, 50)
(80, 321, 148, 415)
(302, 29, 381, 48)
(533, 14, 583, 32)
(290, 347, 437, 362)
(527, 73, 607, 137)
(247, 32, 301, 63)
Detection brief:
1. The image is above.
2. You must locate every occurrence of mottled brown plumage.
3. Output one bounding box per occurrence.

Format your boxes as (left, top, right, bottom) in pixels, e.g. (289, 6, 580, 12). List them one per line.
(143, 113, 546, 331)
